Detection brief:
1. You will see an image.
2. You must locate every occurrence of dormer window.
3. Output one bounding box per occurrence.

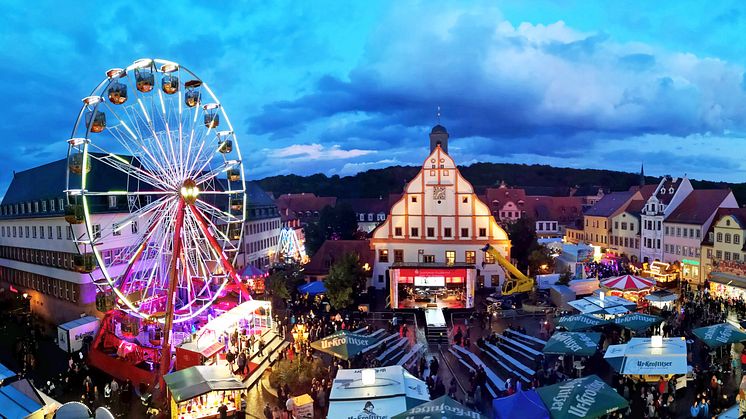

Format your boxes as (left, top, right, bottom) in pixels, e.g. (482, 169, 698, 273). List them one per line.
(660, 188, 665, 194)
(669, 187, 674, 194)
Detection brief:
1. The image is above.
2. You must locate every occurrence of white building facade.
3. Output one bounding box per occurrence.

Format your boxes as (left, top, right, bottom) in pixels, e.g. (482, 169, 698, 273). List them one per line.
(370, 125, 511, 308)
(238, 181, 282, 270)
(640, 177, 693, 263)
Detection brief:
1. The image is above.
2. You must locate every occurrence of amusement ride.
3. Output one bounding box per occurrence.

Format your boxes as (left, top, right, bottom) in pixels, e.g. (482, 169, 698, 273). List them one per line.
(65, 58, 251, 388)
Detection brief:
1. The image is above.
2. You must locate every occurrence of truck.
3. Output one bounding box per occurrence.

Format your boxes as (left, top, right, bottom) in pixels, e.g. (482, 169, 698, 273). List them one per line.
(57, 316, 100, 353)
(482, 244, 534, 296)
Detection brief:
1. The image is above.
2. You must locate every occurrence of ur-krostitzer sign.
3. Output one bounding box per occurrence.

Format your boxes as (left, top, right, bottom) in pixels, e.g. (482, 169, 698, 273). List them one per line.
(537, 375, 629, 419)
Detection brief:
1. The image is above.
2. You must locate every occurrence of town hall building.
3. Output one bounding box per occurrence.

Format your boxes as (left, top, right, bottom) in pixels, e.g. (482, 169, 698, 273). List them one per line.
(370, 124, 511, 309)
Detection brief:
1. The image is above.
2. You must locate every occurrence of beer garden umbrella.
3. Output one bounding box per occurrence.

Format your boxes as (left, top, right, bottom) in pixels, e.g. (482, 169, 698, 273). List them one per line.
(556, 314, 609, 332)
(310, 330, 376, 360)
(536, 375, 629, 419)
(391, 396, 487, 419)
(692, 323, 746, 348)
(543, 332, 602, 357)
(612, 313, 663, 332)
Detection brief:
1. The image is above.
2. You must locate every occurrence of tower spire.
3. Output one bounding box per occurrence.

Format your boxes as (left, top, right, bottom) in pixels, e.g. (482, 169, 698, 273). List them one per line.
(639, 162, 645, 186)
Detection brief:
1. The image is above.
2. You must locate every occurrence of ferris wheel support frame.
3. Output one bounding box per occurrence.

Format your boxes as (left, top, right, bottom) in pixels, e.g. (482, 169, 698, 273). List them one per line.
(159, 199, 186, 380)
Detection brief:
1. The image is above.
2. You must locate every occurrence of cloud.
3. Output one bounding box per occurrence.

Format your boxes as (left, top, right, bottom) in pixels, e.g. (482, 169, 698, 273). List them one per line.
(266, 144, 375, 160)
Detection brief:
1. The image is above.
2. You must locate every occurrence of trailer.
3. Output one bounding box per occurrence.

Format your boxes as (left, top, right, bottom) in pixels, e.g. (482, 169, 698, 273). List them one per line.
(57, 316, 100, 353)
(550, 285, 576, 311)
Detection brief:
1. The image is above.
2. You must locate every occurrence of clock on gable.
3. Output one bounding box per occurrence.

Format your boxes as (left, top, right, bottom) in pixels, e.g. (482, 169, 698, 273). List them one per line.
(432, 186, 446, 200)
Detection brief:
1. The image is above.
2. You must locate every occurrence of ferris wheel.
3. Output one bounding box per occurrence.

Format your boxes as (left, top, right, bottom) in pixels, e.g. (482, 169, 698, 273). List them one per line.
(65, 58, 250, 326)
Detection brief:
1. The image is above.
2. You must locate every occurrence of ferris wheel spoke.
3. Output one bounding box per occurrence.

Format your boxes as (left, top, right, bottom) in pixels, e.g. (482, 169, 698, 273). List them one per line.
(193, 159, 240, 185)
(193, 199, 241, 224)
(91, 152, 168, 191)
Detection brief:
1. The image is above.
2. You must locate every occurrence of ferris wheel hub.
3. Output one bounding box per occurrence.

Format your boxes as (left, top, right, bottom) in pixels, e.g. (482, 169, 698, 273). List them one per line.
(179, 179, 199, 204)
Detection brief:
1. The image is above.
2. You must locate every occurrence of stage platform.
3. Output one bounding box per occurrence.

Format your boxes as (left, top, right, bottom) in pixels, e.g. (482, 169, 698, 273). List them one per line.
(424, 308, 446, 328)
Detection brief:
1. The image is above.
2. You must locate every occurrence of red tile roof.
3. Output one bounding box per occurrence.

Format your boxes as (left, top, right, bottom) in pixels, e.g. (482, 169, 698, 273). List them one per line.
(655, 177, 684, 205)
(303, 239, 375, 276)
(664, 189, 733, 225)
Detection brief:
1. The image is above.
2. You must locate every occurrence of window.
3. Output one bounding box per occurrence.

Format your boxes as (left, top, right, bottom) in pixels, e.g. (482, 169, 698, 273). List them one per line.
(34, 202, 39, 213)
(478, 228, 487, 237)
(57, 226, 62, 239)
(378, 249, 389, 263)
(465, 251, 476, 264)
(32, 226, 37, 238)
(736, 234, 741, 245)
(460, 228, 469, 238)
(423, 255, 435, 263)
(707, 248, 712, 258)
(736, 253, 741, 261)
(40, 226, 45, 239)
(367, 213, 373, 221)
(394, 227, 402, 236)
(717, 233, 723, 242)
(131, 221, 139, 234)
(725, 251, 732, 261)
(25, 226, 29, 238)
(445, 251, 455, 265)
(484, 251, 495, 264)
(462, 197, 468, 204)
(676, 227, 681, 237)
(47, 226, 52, 239)
(621, 222, 627, 230)
(411, 227, 419, 237)
(683, 229, 688, 238)
(93, 224, 101, 240)
(12, 226, 16, 237)
(112, 223, 121, 236)
(59, 198, 64, 211)
(716, 250, 723, 259)
(394, 249, 403, 263)
(411, 196, 417, 203)
(444, 227, 452, 238)
(378, 275, 384, 284)
(50, 200, 55, 212)
(725, 233, 732, 243)
(427, 227, 435, 238)
(696, 229, 701, 238)
(42, 201, 47, 212)
(66, 226, 72, 240)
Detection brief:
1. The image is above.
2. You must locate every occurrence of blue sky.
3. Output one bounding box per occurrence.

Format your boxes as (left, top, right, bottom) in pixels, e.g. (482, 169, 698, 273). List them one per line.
(3, 1, 746, 190)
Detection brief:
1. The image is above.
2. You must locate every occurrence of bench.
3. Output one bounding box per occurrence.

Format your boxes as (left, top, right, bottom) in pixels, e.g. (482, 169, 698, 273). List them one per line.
(397, 343, 423, 367)
(448, 348, 476, 374)
(480, 347, 530, 384)
(483, 341, 534, 379)
(361, 333, 399, 354)
(452, 346, 502, 398)
(366, 329, 386, 339)
(376, 338, 408, 364)
(499, 335, 542, 359)
(352, 326, 368, 334)
(505, 329, 547, 348)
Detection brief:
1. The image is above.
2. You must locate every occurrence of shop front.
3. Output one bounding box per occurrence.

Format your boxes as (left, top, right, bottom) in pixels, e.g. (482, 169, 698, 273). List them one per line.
(709, 270, 746, 300)
(389, 264, 475, 309)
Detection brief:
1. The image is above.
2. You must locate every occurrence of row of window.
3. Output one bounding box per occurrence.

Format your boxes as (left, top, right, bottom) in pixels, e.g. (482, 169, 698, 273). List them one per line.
(644, 220, 662, 230)
(613, 221, 636, 231)
(2, 224, 70, 240)
(610, 236, 640, 250)
(709, 249, 744, 262)
(664, 226, 701, 239)
(358, 213, 387, 222)
(537, 222, 558, 232)
(393, 226, 487, 239)
(714, 232, 741, 244)
(499, 211, 521, 219)
(1, 198, 66, 216)
(644, 238, 662, 249)
(0, 245, 80, 270)
(245, 235, 279, 255)
(664, 244, 700, 257)
(585, 219, 607, 229)
(246, 218, 281, 235)
(0, 266, 79, 303)
(378, 249, 495, 265)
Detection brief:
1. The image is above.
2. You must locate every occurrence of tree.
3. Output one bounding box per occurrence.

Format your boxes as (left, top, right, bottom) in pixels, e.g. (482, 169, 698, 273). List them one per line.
(324, 253, 368, 310)
(266, 263, 304, 304)
(504, 218, 537, 271)
(527, 246, 555, 275)
(306, 204, 359, 255)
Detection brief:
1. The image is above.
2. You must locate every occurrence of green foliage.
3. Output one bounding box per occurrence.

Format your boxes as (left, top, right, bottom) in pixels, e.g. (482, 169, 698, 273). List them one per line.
(305, 204, 359, 255)
(269, 357, 325, 396)
(504, 218, 537, 271)
(324, 253, 368, 310)
(528, 246, 554, 274)
(266, 263, 305, 300)
(556, 270, 573, 286)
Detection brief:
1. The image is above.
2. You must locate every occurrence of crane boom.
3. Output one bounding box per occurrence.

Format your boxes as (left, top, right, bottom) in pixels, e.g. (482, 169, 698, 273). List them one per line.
(481, 244, 535, 295)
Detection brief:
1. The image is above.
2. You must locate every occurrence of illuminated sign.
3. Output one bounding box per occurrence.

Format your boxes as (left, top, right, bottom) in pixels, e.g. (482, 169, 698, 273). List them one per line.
(682, 259, 700, 266)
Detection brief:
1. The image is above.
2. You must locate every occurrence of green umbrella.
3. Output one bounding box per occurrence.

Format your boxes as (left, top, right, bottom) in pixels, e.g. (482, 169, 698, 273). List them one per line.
(556, 314, 609, 331)
(392, 395, 488, 419)
(612, 313, 663, 331)
(543, 332, 601, 357)
(536, 375, 629, 419)
(693, 323, 746, 348)
(310, 330, 376, 360)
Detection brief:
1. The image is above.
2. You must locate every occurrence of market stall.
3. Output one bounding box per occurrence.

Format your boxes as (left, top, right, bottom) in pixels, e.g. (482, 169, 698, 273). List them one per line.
(555, 314, 608, 332)
(692, 323, 746, 349)
(310, 330, 378, 360)
(535, 375, 628, 419)
(164, 365, 247, 419)
(600, 275, 655, 305)
(392, 395, 487, 419)
(328, 366, 429, 419)
(492, 389, 549, 419)
(543, 332, 601, 357)
(644, 289, 678, 311)
(612, 313, 663, 332)
(566, 295, 635, 316)
(604, 337, 689, 382)
(238, 265, 267, 295)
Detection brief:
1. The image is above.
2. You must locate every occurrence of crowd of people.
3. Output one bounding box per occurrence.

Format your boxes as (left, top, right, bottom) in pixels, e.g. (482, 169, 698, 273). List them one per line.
(583, 260, 633, 279)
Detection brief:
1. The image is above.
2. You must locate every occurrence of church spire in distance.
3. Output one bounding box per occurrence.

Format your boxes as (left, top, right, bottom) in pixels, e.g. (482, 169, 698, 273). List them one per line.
(640, 162, 645, 186)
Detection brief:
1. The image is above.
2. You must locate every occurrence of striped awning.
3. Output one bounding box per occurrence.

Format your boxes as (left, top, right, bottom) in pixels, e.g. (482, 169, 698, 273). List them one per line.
(601, 275, 655, 290)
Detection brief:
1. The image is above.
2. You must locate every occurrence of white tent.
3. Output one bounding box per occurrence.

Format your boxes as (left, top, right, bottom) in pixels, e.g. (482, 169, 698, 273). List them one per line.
(567, 295, 634, 315)
(327, 366, 429, 419)
(604, 337, 688, 376)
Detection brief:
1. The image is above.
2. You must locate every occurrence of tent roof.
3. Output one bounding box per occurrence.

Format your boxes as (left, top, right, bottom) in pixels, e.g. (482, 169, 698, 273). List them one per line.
(0, 384, 43, 418)
(392, 395, 487, 419)
(58, 316, 99, 331)
(164, 366, 247, 402)
(493, 390, 549, 419)
(0, 363, 15, 382)
(298, 281, 327, 295)
(604, 337, 688, 375)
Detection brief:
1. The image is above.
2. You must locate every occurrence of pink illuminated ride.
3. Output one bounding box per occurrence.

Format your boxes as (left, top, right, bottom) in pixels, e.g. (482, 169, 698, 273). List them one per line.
(64, 58, 250, 388)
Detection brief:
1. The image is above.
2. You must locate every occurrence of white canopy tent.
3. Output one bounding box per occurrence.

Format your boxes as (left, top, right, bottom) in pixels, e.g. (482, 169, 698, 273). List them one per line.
(567, 294, 635, 315)
(604, 337, 689, 376)
(327, 366, 429, 419)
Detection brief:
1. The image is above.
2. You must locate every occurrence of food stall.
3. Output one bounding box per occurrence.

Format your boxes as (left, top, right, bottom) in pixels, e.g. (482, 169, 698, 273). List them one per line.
(604, 336, 689, 384)
(599, 275, 655, 305)
(164, 365, 247, 419)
